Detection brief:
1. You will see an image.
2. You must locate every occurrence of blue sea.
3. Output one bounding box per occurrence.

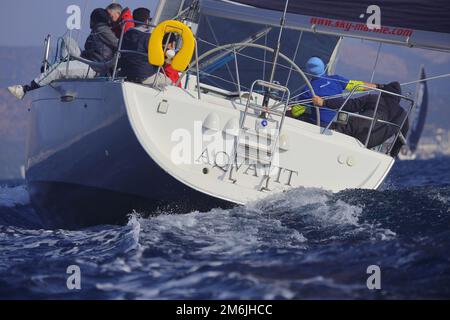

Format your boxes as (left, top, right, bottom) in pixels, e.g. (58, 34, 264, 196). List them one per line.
(0, 157, 449, 299)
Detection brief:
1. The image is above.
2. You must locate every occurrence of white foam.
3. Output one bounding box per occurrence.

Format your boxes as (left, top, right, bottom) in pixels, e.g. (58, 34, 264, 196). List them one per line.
(432, 193, 449, 205)
(127, 212, 142, 245)
(252, 187, 363, 226)
(134, 204, 308, 260)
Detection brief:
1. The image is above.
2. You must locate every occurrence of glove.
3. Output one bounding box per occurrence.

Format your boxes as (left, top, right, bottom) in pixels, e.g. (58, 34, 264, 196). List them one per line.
(376, 83, 385, 90)
(291, 105, 306, 118)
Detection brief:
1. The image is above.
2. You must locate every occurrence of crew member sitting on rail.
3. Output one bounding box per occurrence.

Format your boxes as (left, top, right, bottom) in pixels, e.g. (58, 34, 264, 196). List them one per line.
(312, 82, 409, 157)
(82, 8, 119, 70)
(7, 8, 117, 100)
(291, 57, 379, 126)
(118, 7, 156, 83)
(106, 3, 135, 38)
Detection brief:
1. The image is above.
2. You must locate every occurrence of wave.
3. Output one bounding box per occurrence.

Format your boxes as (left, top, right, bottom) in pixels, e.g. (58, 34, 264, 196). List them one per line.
(0, 181, 449, 298)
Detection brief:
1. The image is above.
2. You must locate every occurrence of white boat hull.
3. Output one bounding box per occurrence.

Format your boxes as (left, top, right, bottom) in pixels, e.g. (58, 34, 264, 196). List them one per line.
(123, 81, 394, 205)
(26, 79, 394, 228)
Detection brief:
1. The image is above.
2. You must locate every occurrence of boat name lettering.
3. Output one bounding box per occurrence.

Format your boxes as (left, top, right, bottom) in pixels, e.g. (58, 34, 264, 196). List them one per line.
(196, 149, 298, 186)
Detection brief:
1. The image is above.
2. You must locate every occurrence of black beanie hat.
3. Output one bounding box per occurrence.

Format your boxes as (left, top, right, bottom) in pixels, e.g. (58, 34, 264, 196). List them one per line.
(133, 8, 151, 24)
(90, 8, 111, 28)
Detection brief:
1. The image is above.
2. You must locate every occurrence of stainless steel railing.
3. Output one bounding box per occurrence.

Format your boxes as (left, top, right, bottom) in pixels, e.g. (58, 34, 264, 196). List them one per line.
(111, 19, 157, 80)
(318, 84, 414, 154)
(110, 19, 203, 100)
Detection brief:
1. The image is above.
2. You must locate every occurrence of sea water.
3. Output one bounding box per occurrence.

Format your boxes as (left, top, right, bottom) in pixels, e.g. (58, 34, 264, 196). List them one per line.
(0, 157, 449, 299)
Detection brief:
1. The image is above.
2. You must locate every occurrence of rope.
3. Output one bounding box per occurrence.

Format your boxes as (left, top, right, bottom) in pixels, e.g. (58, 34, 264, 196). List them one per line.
(401, 73, 450, 86)
(370, 43, 382, 83)
(199, 70, 251, 91)
(290, 72, 450, 105)
(262, 32, 267, 81)
(285, 31, 303, 87)
(205, 17, 237, 87)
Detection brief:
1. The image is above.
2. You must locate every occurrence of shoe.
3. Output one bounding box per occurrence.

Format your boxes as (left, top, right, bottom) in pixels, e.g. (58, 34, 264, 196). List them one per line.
(7, 85, 25, 100)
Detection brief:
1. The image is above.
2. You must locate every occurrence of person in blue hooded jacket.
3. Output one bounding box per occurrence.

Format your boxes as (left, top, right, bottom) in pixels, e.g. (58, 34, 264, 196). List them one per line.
(291, 57, 381, 126)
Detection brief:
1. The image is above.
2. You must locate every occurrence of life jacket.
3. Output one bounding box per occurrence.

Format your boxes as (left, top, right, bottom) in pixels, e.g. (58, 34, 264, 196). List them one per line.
(112, 8, 135, 38)
(162, 64, 181, 87)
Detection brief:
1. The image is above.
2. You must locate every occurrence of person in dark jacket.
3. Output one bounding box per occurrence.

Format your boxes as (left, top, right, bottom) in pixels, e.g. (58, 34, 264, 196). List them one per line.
(118, 8, 156, 83)
(82, 8, 118, 65)
(107, 3, 135, 38)
(312, 82, 409, 156)
(7, 8, 115, 99)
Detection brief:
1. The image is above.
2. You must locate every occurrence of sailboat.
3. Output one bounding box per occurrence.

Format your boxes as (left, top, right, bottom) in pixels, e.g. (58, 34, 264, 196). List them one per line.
(399, 66, 429, 160)
(25, 0, 449, 228)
